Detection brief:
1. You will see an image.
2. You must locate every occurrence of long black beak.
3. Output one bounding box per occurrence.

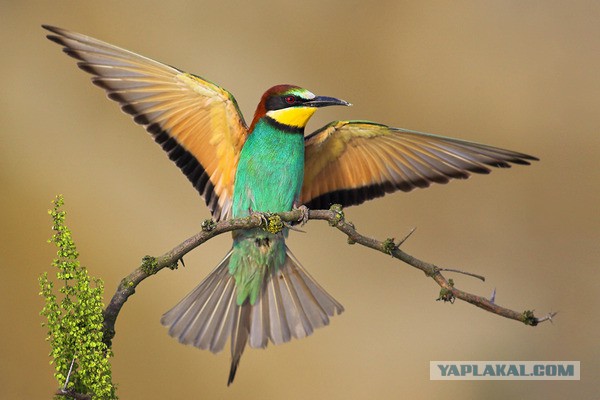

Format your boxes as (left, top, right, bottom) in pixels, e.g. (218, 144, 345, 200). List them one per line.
(304, 96, 351, 108)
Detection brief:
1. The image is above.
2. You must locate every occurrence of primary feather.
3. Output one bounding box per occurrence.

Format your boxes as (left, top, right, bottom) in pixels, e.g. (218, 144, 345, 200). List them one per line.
(43, 24, 248, 220)
(302, 121, 537, 209)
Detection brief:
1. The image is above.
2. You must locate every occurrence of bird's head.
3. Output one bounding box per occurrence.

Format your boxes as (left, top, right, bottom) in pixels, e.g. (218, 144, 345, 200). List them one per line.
(249, 84, 350, 133)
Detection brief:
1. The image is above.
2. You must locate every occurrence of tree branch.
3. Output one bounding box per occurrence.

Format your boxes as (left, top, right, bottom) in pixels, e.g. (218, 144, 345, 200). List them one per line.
(55, 389, 92, 400)
(102, 206, 555, 346)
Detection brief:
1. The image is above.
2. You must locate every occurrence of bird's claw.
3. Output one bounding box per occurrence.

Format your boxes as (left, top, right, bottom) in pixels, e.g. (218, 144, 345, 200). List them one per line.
(250, 210, 287, 234)
(250, 206, 309, 234)
(295, 205, 310, 226)
(250, 210, 269, 228)
(280, 205, 309, 232)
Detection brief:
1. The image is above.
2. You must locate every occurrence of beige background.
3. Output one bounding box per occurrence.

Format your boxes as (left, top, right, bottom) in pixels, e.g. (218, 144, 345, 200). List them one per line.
(2, 1, 598, 398)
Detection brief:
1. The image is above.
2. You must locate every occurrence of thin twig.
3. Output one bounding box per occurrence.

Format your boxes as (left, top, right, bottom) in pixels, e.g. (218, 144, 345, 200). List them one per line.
(102, 207, 554, 346)
(63, 357, 76, 391)
(437, 267, 486, 282)
(536, 312, 558, 324)
(396, 227, 416, 246)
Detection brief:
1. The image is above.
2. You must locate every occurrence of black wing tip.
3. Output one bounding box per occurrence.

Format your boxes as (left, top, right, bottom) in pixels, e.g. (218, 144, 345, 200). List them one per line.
(227, 361, 239, 386)
(516, 151, 539, 162)
(44, 29, 85, 61)
(43, 25, 71, 44)
(45, 32, 64, 46)
(42, 24, 60, 33)
(79, 63, 101, 75)
(484, 154, 539, 168)
(514, 154, 540, 164)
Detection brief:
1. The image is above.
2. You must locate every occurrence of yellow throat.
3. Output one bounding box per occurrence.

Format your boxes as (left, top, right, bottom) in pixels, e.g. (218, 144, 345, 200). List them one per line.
(266, 107, 317, 128)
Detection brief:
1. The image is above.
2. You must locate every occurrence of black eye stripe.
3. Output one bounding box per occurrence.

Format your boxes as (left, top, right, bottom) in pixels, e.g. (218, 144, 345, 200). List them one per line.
(265, 94, 306, 111)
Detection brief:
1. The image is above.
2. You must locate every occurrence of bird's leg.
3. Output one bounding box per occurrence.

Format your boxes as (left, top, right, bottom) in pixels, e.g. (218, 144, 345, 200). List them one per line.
(248, 207, 269, 229)
(249, 208, 287, 233)
(249, 205, 308, 233)
(281, 202, 306, 233)
(293, 204, 310, 226)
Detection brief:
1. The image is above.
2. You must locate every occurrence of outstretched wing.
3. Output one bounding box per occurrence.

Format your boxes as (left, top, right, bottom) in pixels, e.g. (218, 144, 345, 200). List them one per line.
(44, 25, 248, 220)
(301, 121, 538, 209)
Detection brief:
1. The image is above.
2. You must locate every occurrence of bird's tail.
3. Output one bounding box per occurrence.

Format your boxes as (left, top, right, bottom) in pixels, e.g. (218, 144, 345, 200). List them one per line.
(161, 246, 344, 385)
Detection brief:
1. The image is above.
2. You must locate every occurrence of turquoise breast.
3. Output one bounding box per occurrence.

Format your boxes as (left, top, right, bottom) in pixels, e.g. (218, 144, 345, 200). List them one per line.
(232, 119, 305, 218)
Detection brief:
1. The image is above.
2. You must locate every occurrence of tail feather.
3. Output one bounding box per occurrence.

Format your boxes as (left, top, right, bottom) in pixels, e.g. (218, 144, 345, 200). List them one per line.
(286, 263, 330, 329)
(265, 272, 292, 344)
(206, 279, 237, 351)
(287, 250, 343, 317)
(249, 286, 270, 348)
(161, 246, 343, 384)
(185, 273, 232, 347)
(228, 302, 251, 385)
(161, 251, 235, 352)
(196, 275, 237, 350)
(278, 272, 308, 339)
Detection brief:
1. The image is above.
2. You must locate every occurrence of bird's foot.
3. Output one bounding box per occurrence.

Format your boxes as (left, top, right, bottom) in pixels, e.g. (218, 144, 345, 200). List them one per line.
(280, 205, 309, 232)
(250, 210, 286, 234)
(250, 210, 270, 228)
(294, 205, 310, 226)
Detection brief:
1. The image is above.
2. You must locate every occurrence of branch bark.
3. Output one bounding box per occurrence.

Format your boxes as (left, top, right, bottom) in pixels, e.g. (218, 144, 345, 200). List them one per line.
(102, 206, 555, 346)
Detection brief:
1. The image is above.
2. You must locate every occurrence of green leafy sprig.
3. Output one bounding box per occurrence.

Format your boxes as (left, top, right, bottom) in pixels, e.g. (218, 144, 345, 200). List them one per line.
(39, 195, 117, 399)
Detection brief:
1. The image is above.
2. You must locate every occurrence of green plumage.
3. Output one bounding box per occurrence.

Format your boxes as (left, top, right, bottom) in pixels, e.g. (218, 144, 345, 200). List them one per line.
(229, 118, 305, 305)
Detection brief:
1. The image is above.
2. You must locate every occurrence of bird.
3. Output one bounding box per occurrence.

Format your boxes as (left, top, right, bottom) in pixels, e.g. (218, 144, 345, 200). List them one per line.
(43, 25, 538, 384)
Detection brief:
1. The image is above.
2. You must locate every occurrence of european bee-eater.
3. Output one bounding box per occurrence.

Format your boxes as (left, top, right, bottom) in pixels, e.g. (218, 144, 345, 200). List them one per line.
(44, 25, 537, 384)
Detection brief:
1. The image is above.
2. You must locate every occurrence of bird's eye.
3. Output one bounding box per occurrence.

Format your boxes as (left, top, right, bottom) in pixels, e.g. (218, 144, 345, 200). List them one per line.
(284, 95, 297, 105)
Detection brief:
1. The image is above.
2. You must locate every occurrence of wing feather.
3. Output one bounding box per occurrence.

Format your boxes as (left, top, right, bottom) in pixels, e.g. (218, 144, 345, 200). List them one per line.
(302, 121, 537, 209)
(44, 25, 248, 220)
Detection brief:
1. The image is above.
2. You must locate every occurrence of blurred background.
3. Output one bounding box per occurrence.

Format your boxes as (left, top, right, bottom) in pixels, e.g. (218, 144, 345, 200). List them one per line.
(1, 1, 598, 398)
